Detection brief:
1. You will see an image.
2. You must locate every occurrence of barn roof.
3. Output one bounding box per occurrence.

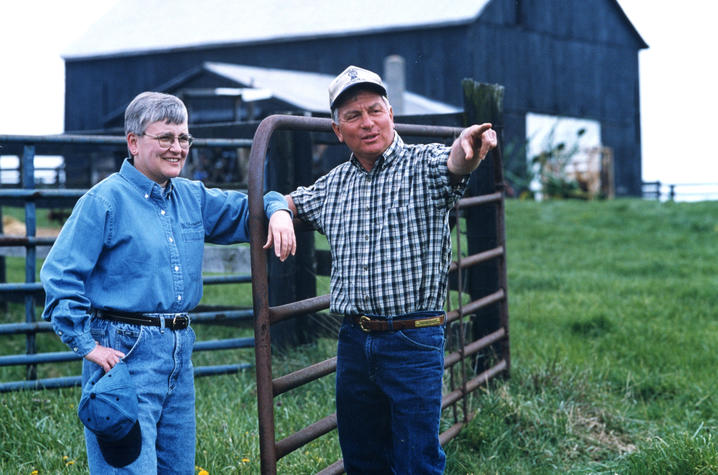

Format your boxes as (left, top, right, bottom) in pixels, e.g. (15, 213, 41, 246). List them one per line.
(64, 1, 648, 61)
(63, 0, 493, 60)
(201, 62, 460, 115)
(101, 62, 460, 126)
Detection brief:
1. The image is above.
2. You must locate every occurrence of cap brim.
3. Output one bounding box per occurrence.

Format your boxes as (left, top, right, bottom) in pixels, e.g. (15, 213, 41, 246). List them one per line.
(97, 420, 142, 468)
(331, 83, 387, 110)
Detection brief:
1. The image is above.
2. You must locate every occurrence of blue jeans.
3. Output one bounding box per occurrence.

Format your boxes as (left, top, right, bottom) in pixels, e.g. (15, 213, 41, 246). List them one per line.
(336, 312, 446, 474)
(82, 317, 196, 474)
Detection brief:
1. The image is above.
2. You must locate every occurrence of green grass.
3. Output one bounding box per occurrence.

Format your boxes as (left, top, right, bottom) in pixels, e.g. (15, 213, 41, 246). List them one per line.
(445, 198, 718, 474)
(2, 206, 66, 229)
(4, 198, 718, 473)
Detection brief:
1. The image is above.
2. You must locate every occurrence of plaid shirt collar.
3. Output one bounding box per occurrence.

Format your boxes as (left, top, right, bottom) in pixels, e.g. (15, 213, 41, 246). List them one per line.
(348, 131, 402, 174)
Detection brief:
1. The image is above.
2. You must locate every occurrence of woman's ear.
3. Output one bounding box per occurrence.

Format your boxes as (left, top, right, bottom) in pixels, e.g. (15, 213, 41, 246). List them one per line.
(127, 133, 139, 156)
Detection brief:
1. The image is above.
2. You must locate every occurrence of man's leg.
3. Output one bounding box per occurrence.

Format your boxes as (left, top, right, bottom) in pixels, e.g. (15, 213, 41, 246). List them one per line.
(336, 320, 393, 474)
(376, 324, 446, 474)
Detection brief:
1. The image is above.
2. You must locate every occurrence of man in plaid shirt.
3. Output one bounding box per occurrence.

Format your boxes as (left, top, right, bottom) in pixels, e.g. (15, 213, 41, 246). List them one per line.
(287, 65, 497, 474)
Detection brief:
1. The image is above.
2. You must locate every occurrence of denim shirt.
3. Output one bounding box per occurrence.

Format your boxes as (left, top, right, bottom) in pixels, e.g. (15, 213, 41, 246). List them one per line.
(41, 158, 289, 356)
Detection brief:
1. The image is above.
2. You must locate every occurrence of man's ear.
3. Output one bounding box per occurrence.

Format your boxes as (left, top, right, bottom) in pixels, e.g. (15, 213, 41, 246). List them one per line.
(331, 122, 344, 143)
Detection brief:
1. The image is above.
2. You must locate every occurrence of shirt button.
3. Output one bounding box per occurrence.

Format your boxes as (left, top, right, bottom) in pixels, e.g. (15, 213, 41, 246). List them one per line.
(161, 210, 166, 215)
(363, 265, 368, 271)
(169, 237, 174, 243)
(144, 194, 149, 199)
(364, 235, 369, 241)
(73, 347, 79, 352)
(174, 265, 179, 272)
(177, 295, 182, 301)
(58, 331, 63, 335)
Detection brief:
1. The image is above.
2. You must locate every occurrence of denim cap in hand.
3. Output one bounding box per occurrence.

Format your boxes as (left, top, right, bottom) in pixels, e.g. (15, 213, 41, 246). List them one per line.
(77, 360, 142, 468)
(328, 65, 388, 110)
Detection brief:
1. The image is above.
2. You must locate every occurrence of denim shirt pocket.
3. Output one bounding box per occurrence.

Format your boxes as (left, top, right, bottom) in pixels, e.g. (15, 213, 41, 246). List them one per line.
(180, 220, 205, 242)
(180, 221, 205, 280)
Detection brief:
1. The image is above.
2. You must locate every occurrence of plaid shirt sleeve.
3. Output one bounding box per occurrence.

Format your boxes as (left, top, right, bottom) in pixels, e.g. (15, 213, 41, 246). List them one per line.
(422, 144, 471, 210)
(290, 167, 338, 235)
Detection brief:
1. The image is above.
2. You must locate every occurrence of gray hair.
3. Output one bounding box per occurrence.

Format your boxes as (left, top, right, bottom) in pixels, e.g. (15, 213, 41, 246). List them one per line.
(124, 92, 188, 135)
(331, 93, 391, 124)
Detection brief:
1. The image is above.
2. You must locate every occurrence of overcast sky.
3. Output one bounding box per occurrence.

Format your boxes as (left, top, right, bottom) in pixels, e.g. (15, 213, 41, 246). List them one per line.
(1, 0, 715, 187)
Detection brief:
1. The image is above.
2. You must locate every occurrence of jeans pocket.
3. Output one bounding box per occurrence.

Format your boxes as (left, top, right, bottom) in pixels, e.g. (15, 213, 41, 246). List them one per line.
(107, 324, 144, 361)
(396, 325, 445, 351)
(90, 327, 107, 347)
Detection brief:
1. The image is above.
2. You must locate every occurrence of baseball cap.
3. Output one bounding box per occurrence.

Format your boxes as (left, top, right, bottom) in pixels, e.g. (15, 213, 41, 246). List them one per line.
(328, 65, 388, 110)
(77, 361, 142, 468)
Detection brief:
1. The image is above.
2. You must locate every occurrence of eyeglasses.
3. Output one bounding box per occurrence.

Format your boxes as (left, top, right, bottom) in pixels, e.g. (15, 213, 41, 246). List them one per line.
(142, 132, 194, 149)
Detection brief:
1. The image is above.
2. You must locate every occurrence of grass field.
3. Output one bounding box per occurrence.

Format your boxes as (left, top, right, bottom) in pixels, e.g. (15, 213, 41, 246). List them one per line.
(447, 198, 718, 474)
(3, 198, 718, 473)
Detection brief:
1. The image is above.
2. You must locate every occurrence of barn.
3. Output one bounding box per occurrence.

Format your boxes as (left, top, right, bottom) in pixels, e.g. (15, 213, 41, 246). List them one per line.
(62, 0, 647, 195)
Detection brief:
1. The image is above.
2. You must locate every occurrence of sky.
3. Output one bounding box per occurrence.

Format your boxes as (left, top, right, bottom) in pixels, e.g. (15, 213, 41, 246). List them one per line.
(0, 0, 716, 189)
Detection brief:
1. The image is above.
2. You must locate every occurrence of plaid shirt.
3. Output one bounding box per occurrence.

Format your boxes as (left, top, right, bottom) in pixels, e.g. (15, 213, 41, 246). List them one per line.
(291, 132, 469, 316)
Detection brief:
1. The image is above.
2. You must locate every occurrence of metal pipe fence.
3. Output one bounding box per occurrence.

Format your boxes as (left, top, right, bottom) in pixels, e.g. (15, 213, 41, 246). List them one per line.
(247, 115, 510, 474)
(0, 134, 256, 392)
(1, 121, 511, 470)
(641, 180, 718, 202)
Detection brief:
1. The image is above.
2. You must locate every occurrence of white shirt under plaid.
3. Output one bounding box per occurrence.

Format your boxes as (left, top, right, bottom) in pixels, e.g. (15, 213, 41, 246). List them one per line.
(291, 132, 469, 316)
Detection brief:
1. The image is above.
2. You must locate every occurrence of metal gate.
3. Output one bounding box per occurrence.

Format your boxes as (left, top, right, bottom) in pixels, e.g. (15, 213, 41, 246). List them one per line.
(247, 115, 510, 474)
(0, 134, 257, 391)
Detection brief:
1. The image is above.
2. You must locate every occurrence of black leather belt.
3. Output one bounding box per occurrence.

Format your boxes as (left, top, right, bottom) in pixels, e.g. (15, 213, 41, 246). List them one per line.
(95, 310, 190, 330)
(347, 314, 445, 332)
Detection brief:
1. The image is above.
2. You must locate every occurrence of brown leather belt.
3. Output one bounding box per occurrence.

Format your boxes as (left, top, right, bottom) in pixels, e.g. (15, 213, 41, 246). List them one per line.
(95, 310, 190, 330)
(347, 314, 445, 333)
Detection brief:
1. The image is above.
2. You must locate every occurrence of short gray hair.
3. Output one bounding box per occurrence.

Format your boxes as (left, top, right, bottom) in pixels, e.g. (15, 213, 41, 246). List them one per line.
(124, 92, 188, 135)
(331, 93, 391, 124)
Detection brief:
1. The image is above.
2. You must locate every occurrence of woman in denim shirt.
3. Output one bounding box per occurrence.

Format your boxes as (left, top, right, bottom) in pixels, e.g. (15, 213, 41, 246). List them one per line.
(41, 92, 295, 473)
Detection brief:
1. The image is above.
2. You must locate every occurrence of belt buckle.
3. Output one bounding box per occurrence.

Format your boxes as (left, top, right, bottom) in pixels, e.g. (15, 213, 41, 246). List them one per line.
(172, 314, 185, 329)
(359, 315, 372, 333)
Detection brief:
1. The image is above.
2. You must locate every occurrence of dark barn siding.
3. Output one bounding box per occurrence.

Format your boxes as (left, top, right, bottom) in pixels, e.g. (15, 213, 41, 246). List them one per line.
(475, 0, 644, 195)
(65, 25, 472, 132)
(64, 0, 645, 195)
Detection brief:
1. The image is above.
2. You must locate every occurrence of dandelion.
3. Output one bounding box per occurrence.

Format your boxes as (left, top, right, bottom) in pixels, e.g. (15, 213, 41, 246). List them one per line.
(198, 470, 209, 475)
(241, 458, 250, 463)
(31, 470, 39, 475)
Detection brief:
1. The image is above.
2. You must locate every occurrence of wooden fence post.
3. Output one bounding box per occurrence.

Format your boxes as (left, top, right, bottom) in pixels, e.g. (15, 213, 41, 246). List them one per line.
(266, 128, 317, 348)
(461, 80, 505, 373)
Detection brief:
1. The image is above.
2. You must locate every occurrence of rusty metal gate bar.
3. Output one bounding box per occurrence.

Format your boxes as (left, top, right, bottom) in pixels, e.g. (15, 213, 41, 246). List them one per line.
(248, 114, 510, 474)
